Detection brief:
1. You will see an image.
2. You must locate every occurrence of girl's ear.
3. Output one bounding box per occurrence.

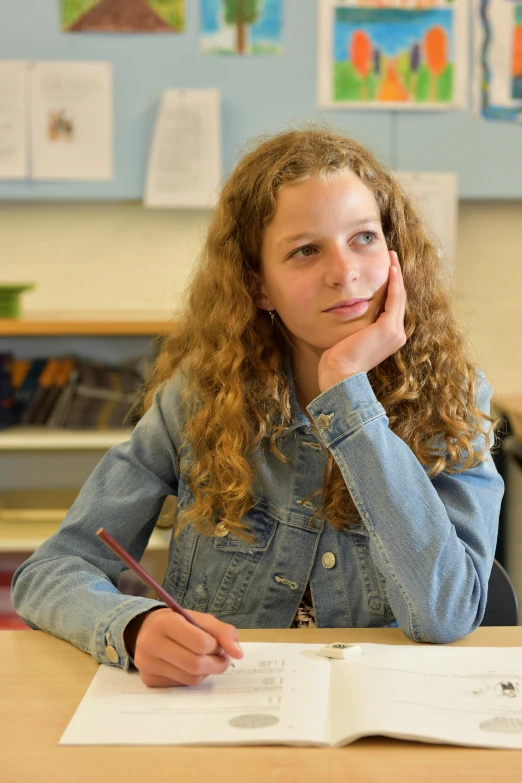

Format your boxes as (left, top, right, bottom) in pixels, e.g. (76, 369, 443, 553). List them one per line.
(253, 271, 274, 311)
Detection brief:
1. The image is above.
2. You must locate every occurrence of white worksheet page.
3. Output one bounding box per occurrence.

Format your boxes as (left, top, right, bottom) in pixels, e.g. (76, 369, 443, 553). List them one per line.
(328, 644, 522, 749)
(60, 643, 331, 746)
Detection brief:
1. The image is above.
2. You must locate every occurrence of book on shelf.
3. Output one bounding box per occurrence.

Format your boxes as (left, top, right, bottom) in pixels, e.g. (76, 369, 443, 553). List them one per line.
(1, 355, 144, 431)
(20, 357, 62, 425)
(0, 353, 14, 430)
(11, 357, 47, 425)
(33, 358, 76, 425)
(45, 364, 79, 429)
(53, 359, 142, 430)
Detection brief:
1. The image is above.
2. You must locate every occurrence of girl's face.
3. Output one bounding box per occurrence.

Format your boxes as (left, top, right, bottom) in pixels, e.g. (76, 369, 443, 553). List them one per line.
(257, 172, 391, 356)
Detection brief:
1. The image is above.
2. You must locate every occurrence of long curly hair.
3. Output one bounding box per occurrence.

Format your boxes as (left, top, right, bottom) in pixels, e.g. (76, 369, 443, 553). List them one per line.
(135, 127, 499, 541)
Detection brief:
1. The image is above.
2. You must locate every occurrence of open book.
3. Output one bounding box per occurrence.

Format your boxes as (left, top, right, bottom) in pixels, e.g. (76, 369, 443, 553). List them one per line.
(60, 642, 522, 749)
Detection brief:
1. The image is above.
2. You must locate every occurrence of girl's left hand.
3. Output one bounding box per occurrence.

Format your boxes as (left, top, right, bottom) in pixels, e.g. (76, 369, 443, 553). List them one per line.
(317, 250, 407, 394)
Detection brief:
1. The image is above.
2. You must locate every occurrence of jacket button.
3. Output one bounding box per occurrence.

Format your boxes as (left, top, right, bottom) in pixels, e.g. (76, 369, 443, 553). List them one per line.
(215, 522, 229, 537)
(317, 414, 331, 431)
(105, 645, 119, 663)
(322, 552, 336, 569)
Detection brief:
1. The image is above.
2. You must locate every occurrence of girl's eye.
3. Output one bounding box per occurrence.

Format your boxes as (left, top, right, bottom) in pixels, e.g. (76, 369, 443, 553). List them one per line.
(291, 244, 316, 259)
(353, 231, 378, 246)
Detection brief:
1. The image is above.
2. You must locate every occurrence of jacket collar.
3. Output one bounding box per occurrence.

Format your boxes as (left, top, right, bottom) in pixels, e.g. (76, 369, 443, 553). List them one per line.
(280, 345, 312, 433)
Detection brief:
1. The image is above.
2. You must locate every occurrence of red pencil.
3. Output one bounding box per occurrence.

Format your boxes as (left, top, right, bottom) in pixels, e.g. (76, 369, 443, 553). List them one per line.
(96, 527, 234, 666)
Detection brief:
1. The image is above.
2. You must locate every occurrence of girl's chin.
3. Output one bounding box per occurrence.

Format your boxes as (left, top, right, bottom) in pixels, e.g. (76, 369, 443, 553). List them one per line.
(289, 320, 372, 354)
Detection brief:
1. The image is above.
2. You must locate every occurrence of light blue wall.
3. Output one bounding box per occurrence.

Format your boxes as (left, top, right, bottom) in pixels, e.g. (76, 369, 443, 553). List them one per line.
(0, 0, 520, 199)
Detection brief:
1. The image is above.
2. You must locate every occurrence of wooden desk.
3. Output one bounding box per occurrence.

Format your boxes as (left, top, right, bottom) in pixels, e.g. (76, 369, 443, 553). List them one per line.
(1, 628, 522, 783)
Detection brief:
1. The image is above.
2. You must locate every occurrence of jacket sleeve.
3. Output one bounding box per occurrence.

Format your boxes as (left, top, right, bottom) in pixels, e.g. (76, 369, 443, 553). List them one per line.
(307, 369, 504, 643)
(11, 381, 181, 668)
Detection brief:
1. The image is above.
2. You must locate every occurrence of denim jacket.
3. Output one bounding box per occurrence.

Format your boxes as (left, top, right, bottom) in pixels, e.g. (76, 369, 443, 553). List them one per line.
(12, 353, 504, 669)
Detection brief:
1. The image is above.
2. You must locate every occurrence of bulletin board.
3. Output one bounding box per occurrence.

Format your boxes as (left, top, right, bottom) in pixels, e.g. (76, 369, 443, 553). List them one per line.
(0, 0, 520, 200)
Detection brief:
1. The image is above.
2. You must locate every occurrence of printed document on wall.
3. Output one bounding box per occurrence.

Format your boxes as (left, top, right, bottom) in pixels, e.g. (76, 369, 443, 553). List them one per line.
(395, 171, 458, 272)
(30, 61, 113, 180)
(144, 89, 221, 208)
(0, 61, 30, 179)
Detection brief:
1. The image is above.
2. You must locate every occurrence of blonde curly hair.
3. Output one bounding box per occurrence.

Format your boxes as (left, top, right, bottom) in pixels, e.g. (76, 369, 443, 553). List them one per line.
(135, 127, 498, 541)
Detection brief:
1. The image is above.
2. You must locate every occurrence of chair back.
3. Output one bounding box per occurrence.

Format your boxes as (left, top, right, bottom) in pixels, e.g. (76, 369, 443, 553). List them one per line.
(481, 559, 519, 626)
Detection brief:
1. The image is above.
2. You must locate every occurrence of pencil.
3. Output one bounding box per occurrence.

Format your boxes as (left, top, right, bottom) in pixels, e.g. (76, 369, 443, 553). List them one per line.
(96, 527, 234, 666)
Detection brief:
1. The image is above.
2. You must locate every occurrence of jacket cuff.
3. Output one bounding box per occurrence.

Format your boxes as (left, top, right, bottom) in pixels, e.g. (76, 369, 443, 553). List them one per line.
(94, 597, 167, 670)
(306, 372, 386, 447)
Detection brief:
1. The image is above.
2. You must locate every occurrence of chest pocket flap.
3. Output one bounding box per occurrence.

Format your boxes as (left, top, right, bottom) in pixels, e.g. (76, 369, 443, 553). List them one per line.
(212, 501, 278, 552)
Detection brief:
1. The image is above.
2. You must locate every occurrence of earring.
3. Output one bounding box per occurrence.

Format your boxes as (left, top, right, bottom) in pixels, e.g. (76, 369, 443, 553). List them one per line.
(269, 310, 275, 326)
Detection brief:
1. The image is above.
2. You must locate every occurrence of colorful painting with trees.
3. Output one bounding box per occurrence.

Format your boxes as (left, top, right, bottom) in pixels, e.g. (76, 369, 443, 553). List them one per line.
(60, 0, 185, 33)
(200, 0, 283, 54)
(333, 6, 454, 104)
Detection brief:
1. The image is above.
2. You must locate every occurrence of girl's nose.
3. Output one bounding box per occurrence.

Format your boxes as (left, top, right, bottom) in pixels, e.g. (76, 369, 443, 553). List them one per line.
(324, 245, 359, 286)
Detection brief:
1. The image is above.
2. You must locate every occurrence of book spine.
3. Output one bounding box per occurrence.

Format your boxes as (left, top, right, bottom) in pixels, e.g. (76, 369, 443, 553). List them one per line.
(20, 358, 60, 425)
(0, 353, 14, 430)
(12, 358, 47, 425)
(34, 358, 75, 426)
(46, 367, 79, 428)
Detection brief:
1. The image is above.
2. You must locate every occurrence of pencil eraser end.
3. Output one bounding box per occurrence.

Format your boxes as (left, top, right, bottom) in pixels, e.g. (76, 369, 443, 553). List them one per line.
(317, 643, 362, 660)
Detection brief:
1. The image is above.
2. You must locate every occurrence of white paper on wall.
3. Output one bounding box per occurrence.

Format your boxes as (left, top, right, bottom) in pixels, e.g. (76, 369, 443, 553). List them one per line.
(30, 61, 113, 181)
(144, 89, 221, 208)
(0, 60, 30, 179)
(395, 171, 458, 271)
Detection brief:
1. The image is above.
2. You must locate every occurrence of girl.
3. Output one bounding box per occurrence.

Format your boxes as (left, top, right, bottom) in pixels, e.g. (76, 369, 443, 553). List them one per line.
(12, 128, 504, 688)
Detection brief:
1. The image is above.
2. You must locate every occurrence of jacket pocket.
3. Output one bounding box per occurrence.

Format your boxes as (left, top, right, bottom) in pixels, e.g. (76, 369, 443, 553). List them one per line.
(209, 502, 277, 614)
(163, 495, 278, 615)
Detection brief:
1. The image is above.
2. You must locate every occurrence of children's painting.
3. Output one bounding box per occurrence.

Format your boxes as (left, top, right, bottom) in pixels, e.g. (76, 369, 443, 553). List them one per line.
(472, 0, 522, 121)
(200, 0, 283, 55)
(60, 0, 185, 33)
(514, 4, 522, 100)
(317, 0, 467, 109)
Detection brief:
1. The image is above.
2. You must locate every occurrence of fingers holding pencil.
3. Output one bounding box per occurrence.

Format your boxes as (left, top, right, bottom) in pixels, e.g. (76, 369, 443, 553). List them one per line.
(96, 527, 244, 688)
(125, 607, 244, 688)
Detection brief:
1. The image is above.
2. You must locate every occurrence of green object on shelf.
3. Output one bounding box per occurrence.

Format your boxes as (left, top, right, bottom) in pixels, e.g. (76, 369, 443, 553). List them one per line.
(0, 284, 35, 318)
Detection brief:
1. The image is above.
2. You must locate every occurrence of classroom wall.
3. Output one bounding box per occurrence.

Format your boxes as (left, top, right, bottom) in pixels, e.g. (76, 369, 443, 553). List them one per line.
(2, 200, 522, 395)
(3, 0, 522, 199)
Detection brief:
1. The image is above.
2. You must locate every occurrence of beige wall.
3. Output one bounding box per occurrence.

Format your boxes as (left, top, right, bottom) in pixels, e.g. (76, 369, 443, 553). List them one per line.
(1, 202, 212, 319)
(2, 200, 522, 395)
(453, 202, 522, 396)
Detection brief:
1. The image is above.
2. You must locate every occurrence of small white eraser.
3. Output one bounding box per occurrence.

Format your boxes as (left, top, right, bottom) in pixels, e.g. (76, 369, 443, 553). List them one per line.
(317, 643, 362, 660)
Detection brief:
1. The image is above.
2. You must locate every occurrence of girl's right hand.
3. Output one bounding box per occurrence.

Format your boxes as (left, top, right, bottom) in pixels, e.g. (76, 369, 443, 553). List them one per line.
(124, 607, 244, 687)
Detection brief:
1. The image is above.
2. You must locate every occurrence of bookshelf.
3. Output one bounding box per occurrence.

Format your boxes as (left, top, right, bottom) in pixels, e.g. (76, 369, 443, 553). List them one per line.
(0, 318, 174, 569)
(0, 315, 178, 446)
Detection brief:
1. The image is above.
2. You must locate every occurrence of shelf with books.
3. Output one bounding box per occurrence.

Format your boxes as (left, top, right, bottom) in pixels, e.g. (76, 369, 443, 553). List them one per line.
(0, 329, 173, 603)
(2, 353, 146, 433)
(0, 427, 132, 450)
